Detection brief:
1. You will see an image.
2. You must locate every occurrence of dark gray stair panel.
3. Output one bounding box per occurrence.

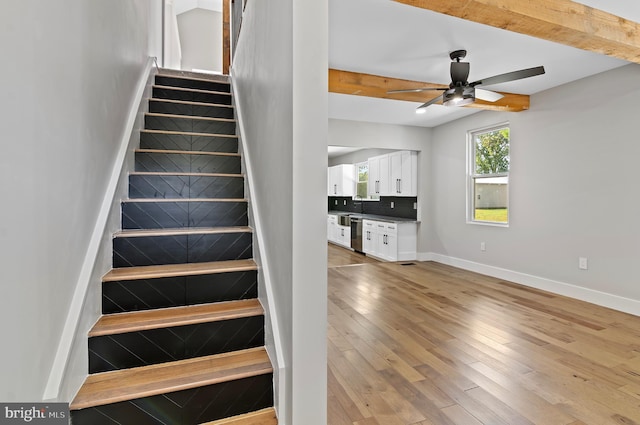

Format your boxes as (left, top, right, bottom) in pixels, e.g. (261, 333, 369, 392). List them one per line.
(135, 152, 241, 174)
(135, 152, 192, 173)
(140, 131, 192, 151)
(153, 86, 232, 105)
(149, 100, 235, 119)
(113, 233, 252, 268)
(140, 131, 238, 153)
(189, 201, 248, 228)
(88, 316, 265, 373)
(102, 271, 258, 314)
(70, 373, 274, 424)
(145, 115, 236, 135)
(155, 75, 231, 93)
(122, 201, 248, 229)
(191, 135, 238, 153)
(122, 201, 190, 229)
(129, 174, 244, 199)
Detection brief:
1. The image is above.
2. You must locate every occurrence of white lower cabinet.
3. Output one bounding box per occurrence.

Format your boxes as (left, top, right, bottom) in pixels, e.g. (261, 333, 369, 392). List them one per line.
(328, 214, 351, 248)
(362, 219, 416, 261)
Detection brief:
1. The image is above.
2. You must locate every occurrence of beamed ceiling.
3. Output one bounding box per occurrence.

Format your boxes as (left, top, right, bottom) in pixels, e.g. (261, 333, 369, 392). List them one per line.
(328, 0, 640, 127)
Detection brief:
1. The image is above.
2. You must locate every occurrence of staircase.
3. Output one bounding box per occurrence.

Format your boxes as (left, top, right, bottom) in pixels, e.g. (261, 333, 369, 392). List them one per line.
(70, 72, 277, 424)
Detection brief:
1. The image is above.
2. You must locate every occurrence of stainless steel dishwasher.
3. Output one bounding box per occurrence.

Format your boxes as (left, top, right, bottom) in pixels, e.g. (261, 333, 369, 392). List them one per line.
(350, 216, 363, 252)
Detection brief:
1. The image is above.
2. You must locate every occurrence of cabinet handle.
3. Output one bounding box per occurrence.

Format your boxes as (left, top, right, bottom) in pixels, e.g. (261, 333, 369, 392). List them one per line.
(398, 179, 402, 193)
(334, 184, 337, 195)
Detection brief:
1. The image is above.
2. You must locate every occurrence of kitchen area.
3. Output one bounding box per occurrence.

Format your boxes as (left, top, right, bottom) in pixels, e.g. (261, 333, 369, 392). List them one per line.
(328, 148, 419, 262)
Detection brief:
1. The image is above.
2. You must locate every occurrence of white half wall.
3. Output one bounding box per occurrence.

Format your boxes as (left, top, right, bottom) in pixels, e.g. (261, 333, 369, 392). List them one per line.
(428, 64, 640, 315)
(232, 0, 328, 423)
(0, 0, 152, 401)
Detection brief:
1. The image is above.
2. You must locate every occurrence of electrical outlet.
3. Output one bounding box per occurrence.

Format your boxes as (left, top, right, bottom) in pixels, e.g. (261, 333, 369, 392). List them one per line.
(480, 242, 486, 251)
(579, 257, 588, 270)
(390, 201, 395, 209)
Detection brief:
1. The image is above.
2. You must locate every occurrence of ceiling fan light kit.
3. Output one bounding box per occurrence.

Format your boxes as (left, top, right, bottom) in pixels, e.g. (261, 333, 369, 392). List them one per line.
(389, 49, 545, 113)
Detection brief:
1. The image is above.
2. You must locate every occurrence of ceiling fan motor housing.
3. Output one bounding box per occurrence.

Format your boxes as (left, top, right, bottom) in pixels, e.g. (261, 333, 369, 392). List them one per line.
(443, 85, 475, 106)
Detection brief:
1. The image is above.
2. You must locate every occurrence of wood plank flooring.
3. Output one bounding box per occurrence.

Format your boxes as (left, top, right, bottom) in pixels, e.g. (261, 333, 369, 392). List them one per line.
(326, 244, 640, 425)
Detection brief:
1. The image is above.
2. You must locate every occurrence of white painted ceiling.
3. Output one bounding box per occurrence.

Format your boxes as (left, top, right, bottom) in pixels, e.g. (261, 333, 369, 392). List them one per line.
(174, 0, 222, 15)
(328, 0, 640, 128)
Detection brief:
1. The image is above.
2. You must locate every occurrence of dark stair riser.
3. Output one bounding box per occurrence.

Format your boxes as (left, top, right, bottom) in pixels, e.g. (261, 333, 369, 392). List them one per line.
(102, 271, 258, 314)
(129, 174, 244, 199)
(89, 316, 265, 373)
(149, 100, 235, 119)
(135, 152, 241, 174)
(122, 201, 248, 229)
(70, 373, 273, 425)
(153, 86, 232, 105)
(140, 132, 238, 153)
(113, 233, 252, 268)
(145, 115, 236, 135)
(155, 75, 231, 93)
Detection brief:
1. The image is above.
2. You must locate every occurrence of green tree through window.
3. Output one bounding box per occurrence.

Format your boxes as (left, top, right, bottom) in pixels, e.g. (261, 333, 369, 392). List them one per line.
(469, 125, 510, 224)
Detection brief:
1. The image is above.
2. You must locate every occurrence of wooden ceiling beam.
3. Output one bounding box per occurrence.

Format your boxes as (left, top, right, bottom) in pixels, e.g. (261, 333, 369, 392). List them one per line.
(329, 69, 531, 112)
(394, 0, 640, 63)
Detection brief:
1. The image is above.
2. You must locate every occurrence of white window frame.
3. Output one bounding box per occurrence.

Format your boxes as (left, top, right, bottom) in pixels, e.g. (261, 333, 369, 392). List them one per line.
(354, 161, 379, 201)
(466, 122, 510, 227)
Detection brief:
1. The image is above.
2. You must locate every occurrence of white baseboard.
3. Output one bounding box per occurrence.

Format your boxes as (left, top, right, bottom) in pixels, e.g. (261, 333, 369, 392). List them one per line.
(418, 252, 640, 316)
(43, 58, 156, 400)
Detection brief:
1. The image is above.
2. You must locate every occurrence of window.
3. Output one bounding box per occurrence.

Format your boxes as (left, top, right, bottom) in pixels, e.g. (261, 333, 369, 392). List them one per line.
(468, 124, 509, 225)
(354, 162, 379, 200)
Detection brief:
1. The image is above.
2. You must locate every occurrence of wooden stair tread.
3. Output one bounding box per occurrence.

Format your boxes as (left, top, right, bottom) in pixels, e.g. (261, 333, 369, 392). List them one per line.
(201, 407, 277, 425)
(130, 171, 243, 178)
(136, 148, 240, 157)
(123, 197, 247, 203)
(151, 97, 234, 108)
(89, 299, 263, 337)
(157, 70, 229, 83)
(103, 259, 257, 282)
(146, 112, 236, 123)
(154, 84, 231, 96)
(70, 347, 271, 410)
(114, 226, 252, 238)
(141, 129, 238, 138)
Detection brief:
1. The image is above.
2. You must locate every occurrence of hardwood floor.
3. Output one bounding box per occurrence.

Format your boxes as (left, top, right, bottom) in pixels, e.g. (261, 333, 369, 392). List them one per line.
(327, 244, 640, 425)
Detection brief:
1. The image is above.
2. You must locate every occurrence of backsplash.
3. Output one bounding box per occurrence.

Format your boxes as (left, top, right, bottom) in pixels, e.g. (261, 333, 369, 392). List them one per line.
(328, 196, 417, 219)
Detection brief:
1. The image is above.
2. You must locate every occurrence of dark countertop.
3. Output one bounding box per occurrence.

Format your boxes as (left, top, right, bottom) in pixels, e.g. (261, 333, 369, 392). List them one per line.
(328, 210, 419, 224)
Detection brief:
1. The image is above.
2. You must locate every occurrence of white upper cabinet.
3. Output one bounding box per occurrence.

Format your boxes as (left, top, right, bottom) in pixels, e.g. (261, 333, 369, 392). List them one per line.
(328, 164, 355, 197)
(389, 150, 417, 196)
(368, 151, 417, 197)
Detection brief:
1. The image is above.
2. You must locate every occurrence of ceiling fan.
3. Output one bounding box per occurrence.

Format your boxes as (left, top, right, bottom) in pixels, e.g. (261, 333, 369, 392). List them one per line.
(388, 50, 545, 113)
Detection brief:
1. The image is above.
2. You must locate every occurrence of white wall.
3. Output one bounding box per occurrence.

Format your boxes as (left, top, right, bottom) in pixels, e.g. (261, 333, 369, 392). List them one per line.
(0, 0, 151, 401)
(328, 148, 397, 167)
(232, 0, 328, 424)
(328, 119, 432, 251)
(429, 64, 640, 314)
(177, 8, 222, 72)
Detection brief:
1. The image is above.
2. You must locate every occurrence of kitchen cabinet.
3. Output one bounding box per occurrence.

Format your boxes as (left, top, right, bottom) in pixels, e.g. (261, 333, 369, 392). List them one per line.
(327, 214, 337, 242)
(389, 150, 417, 196)
(328, 164, 355, 197)
(368, 151, 417, 197)
(362, 219, 416, 261)
(328, 214, 351, 248)
(368, 154, 389, 196)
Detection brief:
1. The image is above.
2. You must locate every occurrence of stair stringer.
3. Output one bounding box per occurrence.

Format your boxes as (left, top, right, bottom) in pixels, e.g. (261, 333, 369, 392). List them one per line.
(229, 72, 286, 420)
(44, 58, 158, 402)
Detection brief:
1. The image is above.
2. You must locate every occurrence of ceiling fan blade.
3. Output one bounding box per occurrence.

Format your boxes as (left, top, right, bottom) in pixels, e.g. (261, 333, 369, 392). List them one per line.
(475, 88, 504, 102)
(471, 66, 545, 87)
(416, 94, 443, 112)
(388, 87, 446, 94)
(450, 62, 470, 84)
